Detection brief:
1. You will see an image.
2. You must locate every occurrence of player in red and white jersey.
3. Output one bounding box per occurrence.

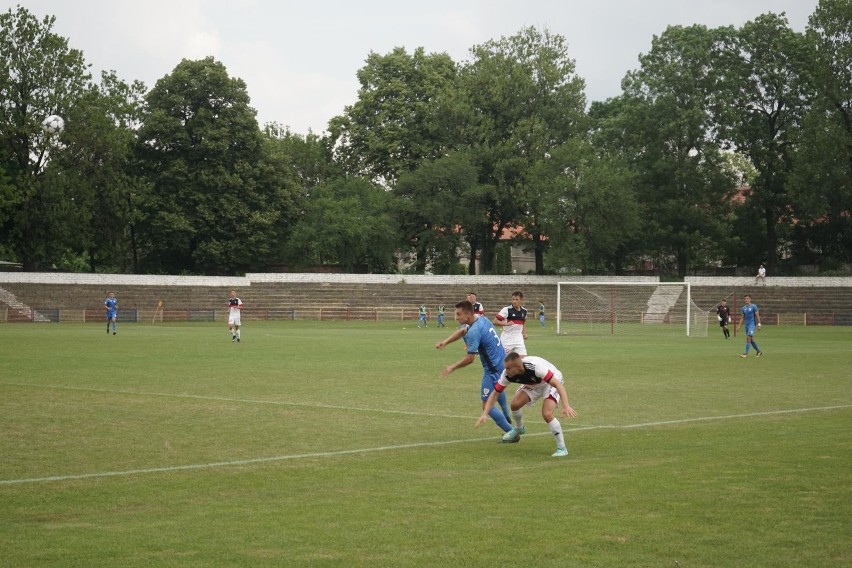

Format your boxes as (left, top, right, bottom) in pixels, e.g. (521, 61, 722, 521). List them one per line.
(228, 289, 243, 342)
(466, 292, 484, 316)
(493, 290, 528, 355)
(475, 353, 577, 457)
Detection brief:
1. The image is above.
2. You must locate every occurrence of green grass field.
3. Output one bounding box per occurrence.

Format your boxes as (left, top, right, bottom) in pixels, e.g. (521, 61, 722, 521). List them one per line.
(1, 321, 850, 567)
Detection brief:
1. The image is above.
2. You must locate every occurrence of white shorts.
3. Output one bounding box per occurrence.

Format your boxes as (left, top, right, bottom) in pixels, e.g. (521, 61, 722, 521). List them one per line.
(228, 315, 241, 326)
(518, 374, 564, 407)
(502, 339, 527, 356)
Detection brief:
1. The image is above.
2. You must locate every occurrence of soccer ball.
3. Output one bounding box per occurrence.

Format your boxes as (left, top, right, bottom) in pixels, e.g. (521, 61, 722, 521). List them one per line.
(42, 115, 65, 135)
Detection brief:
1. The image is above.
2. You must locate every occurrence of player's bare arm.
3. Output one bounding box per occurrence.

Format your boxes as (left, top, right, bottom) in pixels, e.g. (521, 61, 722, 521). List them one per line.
(552, 379, 577, 418)
(475, 390, 500, 427)
(442, 353, 475, 378)
(435, 327, 466, 350)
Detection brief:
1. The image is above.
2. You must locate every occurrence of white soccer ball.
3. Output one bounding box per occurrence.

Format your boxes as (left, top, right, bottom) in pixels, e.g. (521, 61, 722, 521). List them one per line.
(42, 115, 65, 135)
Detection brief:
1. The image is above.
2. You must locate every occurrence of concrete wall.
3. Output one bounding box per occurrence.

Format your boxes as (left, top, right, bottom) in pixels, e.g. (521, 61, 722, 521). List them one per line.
(0, 273, 659, 286)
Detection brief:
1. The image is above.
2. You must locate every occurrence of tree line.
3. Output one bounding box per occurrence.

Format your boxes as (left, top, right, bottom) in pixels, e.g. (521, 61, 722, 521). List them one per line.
(0, 1, 849, 276)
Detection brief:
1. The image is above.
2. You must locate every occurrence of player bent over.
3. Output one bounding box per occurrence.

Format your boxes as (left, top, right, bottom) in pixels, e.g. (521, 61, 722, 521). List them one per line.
(476, 353, 577, 457)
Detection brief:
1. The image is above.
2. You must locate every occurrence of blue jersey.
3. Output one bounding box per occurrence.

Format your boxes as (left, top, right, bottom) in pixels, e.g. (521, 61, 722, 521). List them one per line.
(464, 315, 504, 374)
(104, 297, 117, 313)
(741, 303, 758, 327)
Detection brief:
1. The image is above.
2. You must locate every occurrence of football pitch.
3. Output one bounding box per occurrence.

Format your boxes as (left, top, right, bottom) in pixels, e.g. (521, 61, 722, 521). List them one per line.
(1, 321, 850, 567)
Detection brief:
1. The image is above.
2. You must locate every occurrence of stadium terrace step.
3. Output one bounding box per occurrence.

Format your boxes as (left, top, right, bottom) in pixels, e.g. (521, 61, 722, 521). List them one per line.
(1, 281, 850, 325)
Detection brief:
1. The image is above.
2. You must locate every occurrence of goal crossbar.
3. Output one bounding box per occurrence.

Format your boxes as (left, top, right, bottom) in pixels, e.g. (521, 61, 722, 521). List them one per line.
(556, 281, 706, 337)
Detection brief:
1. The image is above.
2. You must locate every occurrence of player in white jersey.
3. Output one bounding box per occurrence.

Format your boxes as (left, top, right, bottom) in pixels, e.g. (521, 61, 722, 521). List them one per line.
(493, 290, 528, 355)
(228, 289, 243, 342)
(476, 353, 577, 457)
(466, 292, 484, 316)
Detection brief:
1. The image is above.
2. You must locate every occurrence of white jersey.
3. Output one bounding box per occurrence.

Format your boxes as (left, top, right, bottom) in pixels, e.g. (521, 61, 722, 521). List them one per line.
(228, 297, 243, 324)
(495, 304, 527, 354)
(497, 356, 561, 389)
(496, 355, 564, 405)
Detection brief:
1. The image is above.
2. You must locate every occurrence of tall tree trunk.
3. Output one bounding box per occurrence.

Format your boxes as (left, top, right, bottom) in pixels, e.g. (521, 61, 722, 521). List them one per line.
(533, 233, 545, 275)
(467, 238, 479, 275)
(764, 205, 777, 273)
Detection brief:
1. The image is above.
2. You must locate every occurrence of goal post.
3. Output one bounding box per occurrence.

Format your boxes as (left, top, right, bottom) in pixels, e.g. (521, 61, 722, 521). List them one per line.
(556, 282, 708, 337)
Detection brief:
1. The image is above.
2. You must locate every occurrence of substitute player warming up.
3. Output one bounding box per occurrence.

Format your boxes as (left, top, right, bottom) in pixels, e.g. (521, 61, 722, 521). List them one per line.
(476, 353, 577, 457)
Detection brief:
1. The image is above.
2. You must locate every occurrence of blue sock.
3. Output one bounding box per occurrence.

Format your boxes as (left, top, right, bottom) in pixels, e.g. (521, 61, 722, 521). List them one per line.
(751, 340, 760, 352)
(744, 342, 750, 354)
(488, 406, 512, 432)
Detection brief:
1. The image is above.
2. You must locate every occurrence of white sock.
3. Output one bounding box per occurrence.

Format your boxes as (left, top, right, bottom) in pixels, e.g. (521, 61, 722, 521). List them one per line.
(512, 409, 525, 429)
(548, 418, 565, 449)
(236, 330, 240, 339)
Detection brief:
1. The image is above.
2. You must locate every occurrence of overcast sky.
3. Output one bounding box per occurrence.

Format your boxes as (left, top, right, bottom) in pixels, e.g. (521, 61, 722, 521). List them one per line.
(7, 0, 818, 134)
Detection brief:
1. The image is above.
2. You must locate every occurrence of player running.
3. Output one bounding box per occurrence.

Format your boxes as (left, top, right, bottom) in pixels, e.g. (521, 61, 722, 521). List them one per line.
(436, 301, 514, 440)
(104, 291, 118, 335)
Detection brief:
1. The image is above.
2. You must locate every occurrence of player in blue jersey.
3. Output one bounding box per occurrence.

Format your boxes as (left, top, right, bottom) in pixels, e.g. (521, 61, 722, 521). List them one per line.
(104, 291, 118, 335)
(436, 300, 515, 440)
(736, 294, 762, 358)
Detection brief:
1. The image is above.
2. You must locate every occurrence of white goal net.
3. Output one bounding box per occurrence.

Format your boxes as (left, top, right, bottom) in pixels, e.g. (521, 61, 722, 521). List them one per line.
(556, 282, 708, 337)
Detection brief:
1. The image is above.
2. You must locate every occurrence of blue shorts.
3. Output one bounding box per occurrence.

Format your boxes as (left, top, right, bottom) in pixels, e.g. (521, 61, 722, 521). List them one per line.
(481, 369, 503, 402)
(745, 324, 756, 336)
(106, 310, 117, 321)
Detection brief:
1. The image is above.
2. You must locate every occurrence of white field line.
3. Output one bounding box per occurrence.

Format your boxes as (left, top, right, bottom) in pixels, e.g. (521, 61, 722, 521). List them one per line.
(1, 402, 849, 486)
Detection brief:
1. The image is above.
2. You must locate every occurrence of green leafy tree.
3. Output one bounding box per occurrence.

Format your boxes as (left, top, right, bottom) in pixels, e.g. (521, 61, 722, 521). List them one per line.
(262, 125, 340, 268)
(605, 24, 738, 277)
(0, 6, 90, 270)
(135, 57, 281, 275)
(49, 71, 148, 272)
(394, 151, 480, 274)
(787, 0, 852, 267)
(329, 47, 459, 185)
(715, 14, 811, 272)
(264, 124, 340, 194)
(460, 26, 586, 273)
(531, 138, 642, 274)
(283, 177, 398, 273)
